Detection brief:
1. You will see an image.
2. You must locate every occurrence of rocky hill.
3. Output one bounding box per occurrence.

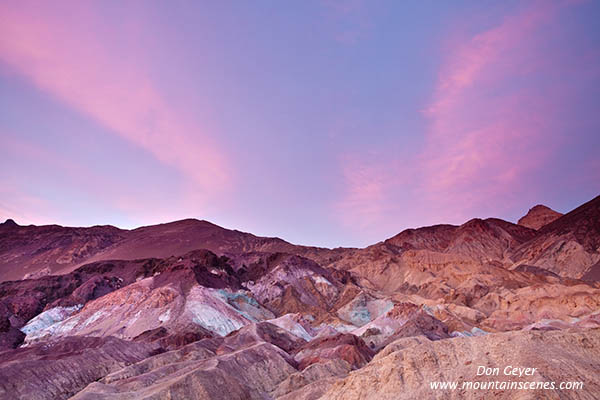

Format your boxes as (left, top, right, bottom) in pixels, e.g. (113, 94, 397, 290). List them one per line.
(518, 204, 563, 230)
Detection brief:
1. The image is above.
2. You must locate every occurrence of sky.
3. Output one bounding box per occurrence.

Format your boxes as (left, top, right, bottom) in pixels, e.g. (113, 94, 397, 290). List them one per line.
(1, 0, 599, 248)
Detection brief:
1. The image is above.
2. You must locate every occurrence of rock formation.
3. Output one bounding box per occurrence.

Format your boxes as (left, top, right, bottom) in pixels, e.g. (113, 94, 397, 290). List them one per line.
(518, 204, 563, 230)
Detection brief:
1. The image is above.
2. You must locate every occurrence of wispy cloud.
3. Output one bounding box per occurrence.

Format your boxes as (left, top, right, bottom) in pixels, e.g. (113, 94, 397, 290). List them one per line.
(418, 2, 568, 216)
(334, 1, 595, 235)
(336, 156, 386, 227)
(334, 152, 407, 237)
(0, 3, 232, 200)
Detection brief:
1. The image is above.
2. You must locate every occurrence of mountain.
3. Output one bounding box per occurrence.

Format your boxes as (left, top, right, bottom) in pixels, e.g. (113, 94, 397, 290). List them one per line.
(0, 218, 347, 283)
(517, 204, 563, 230)
(325, 217, 539, 294)
(512, 195, 600, 278)
(1, 195, 600, 399)
(0, 220, 125, 282)
(385, 217, 537, 262)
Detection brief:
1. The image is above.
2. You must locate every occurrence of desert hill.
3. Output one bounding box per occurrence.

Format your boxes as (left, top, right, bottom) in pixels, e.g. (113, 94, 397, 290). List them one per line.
(518, 204, 563, 230)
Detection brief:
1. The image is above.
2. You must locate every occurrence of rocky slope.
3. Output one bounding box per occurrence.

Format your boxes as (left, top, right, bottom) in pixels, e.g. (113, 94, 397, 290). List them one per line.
(512, 195, 600, 278)
(319, 328, 600, 399)
(0, 336, 159, 400)
(0, 220, 125, 282)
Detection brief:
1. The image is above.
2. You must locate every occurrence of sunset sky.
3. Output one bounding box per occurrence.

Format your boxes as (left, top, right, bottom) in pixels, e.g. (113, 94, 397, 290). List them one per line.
(1, 0, 599, 247)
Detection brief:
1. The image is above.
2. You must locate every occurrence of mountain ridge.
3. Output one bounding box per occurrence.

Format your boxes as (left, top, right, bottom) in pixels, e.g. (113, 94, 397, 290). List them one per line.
(2, 196, 599, 282)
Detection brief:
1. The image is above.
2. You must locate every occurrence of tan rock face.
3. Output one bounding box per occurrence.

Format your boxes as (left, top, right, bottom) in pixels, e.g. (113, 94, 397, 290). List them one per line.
(294, 333, 374, 370)
(518, 205, 563, 230)
(273, 359, 351, 398)
(320, 329, 600, 400)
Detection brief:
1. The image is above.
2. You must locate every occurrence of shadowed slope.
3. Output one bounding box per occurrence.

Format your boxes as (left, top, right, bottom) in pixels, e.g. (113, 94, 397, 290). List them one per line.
(512, 195, 600, 278)
(0, 218, 348, 283)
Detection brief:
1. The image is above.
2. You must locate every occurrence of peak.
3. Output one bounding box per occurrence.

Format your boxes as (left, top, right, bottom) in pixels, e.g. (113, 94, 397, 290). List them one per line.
(131, 218, 227, 234)
(518, 204, 563, 230)
(143, 218, 219, 227)
(529, 204, 553, 212)
(461, 218, 487, 228)
(2, 219, 18, 227)
(177, 218, 224, 229)
(177, 218, 216, 225)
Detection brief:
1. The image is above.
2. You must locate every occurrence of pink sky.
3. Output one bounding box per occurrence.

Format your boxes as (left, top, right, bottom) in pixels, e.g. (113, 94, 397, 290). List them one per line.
(1, 1, 599, 247)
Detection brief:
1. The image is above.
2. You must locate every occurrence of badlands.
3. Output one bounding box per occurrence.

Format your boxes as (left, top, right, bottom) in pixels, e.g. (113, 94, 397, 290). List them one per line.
(0, 195, 599, 399)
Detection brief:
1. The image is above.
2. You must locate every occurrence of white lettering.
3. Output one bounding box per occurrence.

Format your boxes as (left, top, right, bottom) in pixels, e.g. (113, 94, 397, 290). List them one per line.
(476, 366, 499, 376)
(503, 366, 537, 377)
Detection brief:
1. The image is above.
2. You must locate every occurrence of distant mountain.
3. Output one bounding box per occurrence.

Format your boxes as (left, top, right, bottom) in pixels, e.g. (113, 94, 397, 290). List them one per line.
(2, 196, 599, 284)
(0, 221, 126, 282)
(0, 218, 346, 282)
(512, 195, 600, 278)
(327, 198, 599, 289)
(385, 217, 537, 263)
(517, 204, 563, 230)
(322, 217, 540, 294)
